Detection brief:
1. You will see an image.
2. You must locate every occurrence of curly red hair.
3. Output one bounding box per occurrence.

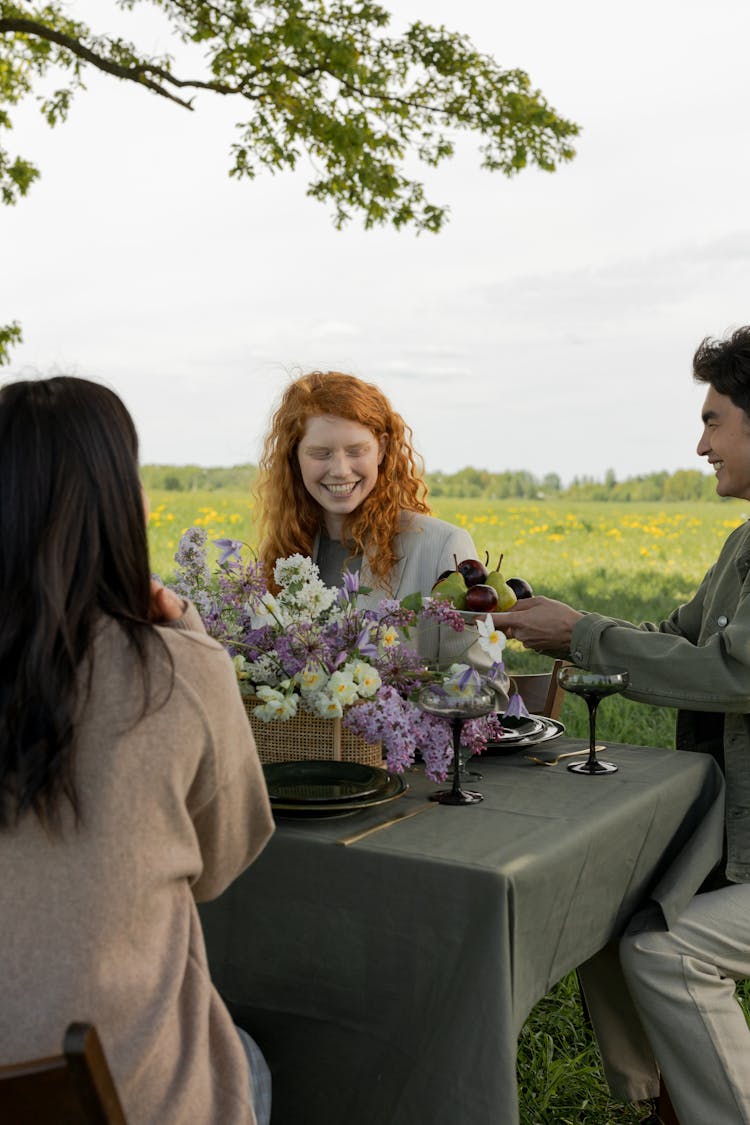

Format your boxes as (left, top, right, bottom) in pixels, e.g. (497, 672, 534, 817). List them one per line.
(256, 371, 430, 590)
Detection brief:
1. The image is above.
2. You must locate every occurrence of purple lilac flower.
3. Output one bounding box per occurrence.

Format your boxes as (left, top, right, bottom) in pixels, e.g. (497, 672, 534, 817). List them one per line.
(342, 686, 454, 781)
(421, 598, 466, 632)
(374, 599, 417, 630)
(414, 712, 453, 779)
(462, 713, 505, 754)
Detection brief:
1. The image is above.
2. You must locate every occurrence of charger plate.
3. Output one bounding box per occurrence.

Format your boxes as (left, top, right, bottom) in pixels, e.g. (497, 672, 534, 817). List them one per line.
(263, 760, 388, 804)
(490, 714, 546, 744)
(483, 716, 565, 755)
(271, 773, 407, 819)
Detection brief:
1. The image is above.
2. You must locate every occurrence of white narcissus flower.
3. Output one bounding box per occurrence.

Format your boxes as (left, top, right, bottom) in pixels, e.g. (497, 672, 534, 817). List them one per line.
(313, 693, 344, 719)
(254, 685, 298, 722)
(233, 654, 251, 679)
(298, 663, 327, 695)
(380, 626, 400, 649)
(326, 670, 358, 707)
(475, 614, 507, 660)
(349, 661, 382, 698)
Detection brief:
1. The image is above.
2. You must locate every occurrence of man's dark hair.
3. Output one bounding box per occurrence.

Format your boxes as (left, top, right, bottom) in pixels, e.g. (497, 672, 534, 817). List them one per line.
(693, 326, 750, 417)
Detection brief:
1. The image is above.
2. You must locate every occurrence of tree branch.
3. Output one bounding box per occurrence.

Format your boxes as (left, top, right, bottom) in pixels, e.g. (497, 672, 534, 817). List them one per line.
(0, 17, 197, 108)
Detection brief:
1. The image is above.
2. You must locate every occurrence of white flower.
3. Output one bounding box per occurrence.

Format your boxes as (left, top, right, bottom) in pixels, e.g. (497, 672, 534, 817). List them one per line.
(380, 626, 400, 650)
(253, 685, 298, 722)
(246, 654, 283, 688)
(326, 669, 358, 707)
(279, 574, 337, 621)
(313, 693, 344, 719)
(249, 592, 287, 629)
(475, 614, 507, 660)
(297, 662, 328, 695)
(273, 554, 317, 587)
(233, 654, 251, 680)
(349, 660, 382, 698)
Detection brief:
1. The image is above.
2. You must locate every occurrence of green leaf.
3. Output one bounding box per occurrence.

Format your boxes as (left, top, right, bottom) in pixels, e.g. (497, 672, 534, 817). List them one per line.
(0, 320, 22, 366)
(400, 591, 423, 613)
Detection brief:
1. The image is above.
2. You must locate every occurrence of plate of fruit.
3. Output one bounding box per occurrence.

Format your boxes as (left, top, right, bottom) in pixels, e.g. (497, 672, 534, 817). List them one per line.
(431, 553, 533, 615)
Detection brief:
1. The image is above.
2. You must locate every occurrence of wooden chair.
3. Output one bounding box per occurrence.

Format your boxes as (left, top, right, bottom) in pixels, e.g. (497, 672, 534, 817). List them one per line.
(508, 658, 567, 719)
(0, 1022, 128, 1125)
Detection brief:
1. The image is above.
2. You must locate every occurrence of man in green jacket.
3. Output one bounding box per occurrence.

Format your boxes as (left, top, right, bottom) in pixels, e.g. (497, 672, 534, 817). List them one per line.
(495, 326, 750, 1125)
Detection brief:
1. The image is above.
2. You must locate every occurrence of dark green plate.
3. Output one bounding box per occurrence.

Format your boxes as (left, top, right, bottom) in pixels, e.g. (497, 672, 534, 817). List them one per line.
(271, 773, 407, 818)
(264, 760, 391, 805)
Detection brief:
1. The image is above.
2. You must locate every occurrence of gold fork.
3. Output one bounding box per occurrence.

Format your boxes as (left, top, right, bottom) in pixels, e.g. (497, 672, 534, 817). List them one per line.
(525, 745, 607, 767)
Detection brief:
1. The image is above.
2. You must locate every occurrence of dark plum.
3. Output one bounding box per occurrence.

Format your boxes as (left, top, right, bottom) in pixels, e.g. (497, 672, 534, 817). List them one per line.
(507, 577, 533, 600)
(465, 584, 499, 612)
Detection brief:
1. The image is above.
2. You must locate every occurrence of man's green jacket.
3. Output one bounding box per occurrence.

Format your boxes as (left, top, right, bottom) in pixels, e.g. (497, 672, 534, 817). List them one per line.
(571, 518, 750, 883)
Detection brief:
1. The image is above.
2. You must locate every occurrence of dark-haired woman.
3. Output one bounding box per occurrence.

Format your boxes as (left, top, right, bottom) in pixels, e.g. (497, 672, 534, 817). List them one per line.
(0, 377, 274, 1124)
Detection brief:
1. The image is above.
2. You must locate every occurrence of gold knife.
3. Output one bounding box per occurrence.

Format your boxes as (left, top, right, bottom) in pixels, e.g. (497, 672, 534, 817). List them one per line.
(335, 802, 437, 846)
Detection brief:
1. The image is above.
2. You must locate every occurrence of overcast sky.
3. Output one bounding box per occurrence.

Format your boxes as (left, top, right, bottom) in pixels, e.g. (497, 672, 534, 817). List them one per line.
(2, 0, 749, 482)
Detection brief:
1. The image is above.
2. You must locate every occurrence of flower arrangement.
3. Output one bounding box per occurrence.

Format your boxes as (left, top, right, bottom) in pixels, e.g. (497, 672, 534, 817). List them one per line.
(172, 528, 512, 779)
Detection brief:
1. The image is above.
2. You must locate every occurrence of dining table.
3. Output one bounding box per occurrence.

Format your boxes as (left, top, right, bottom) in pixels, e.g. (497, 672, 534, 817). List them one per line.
(198, 738, 725, 1125)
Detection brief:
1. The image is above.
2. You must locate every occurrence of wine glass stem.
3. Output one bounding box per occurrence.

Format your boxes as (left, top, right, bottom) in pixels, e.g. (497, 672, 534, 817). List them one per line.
(586, 697, 599, 767)
(451, 718, 464, 796)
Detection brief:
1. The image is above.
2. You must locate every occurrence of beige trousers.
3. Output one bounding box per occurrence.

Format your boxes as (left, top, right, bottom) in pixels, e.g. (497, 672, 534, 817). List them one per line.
(579, 885, 750, 1125)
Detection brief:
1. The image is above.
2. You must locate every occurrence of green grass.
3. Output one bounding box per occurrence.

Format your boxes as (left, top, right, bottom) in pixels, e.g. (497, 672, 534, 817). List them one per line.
(145, 491, 749, 1121)
(149, 492, 748, 752)
(517, 975, 647, 1124)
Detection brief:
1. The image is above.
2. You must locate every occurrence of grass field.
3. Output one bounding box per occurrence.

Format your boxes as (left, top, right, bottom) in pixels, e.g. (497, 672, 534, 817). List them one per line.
(147, 491, 748, 1123)
(148, 491, 748, 752)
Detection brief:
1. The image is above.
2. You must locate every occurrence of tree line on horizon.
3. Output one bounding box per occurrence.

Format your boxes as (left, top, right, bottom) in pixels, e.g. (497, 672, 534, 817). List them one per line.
(141, 463, 723, 502)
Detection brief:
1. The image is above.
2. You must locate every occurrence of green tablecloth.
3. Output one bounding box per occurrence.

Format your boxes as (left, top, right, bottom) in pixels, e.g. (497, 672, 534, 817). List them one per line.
(199, 742, 724, 1125)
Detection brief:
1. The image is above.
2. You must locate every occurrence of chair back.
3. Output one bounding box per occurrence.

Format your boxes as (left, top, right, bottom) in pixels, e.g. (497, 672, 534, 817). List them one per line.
(509, 659, 567, 720)
(0, 1023, 127, 1125)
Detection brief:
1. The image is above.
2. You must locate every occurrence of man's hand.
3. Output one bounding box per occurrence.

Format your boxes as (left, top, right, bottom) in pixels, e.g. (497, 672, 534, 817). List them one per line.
(493, 596, 584, 652)
(149, 579, 185, 623)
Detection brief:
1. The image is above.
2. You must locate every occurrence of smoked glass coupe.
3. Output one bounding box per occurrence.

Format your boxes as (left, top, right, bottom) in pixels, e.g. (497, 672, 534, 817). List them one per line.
(557, 666, 630, 774)
(418, 680, 495, 804)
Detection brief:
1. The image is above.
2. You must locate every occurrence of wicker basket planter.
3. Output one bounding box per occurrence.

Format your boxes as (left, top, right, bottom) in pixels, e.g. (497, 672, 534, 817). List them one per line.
(241, 693, 383, 767)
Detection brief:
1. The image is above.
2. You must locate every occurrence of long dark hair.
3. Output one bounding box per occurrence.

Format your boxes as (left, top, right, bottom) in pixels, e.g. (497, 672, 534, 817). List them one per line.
(0, 376, 161, 829)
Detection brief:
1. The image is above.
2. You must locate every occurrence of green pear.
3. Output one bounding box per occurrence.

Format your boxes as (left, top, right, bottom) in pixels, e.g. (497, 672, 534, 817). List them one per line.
(485, 553, 517, 611)
(432, 570, 468, 610)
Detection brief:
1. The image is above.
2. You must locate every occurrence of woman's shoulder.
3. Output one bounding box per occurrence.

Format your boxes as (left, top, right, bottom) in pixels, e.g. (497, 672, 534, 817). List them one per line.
(155, 618, 237, 698)
(98, 611, 235, 702)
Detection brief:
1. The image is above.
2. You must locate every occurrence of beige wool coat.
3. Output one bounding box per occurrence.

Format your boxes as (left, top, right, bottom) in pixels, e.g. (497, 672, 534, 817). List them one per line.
(0, 605, 274, 1124)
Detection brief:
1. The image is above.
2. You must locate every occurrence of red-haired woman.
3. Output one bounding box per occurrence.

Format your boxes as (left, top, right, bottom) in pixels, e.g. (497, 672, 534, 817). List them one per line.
(257, 370, 505, 683)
